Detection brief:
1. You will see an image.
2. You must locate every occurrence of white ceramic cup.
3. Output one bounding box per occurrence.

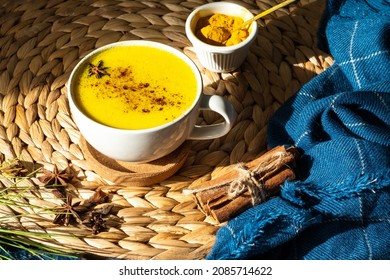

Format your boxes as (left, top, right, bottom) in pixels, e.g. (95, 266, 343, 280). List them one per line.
(185, 2, 258, 73)
(67, 40, 237, 163)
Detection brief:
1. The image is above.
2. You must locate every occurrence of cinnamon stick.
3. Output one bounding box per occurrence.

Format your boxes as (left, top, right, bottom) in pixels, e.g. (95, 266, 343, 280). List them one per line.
(186, 146, 298, 223)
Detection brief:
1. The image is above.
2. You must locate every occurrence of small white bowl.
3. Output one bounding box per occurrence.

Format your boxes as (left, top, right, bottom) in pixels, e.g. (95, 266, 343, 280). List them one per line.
(185, 2, 258, 73)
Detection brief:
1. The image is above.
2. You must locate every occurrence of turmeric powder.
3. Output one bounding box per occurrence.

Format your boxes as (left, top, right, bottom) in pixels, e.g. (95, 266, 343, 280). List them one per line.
(195, 14, 249, 46)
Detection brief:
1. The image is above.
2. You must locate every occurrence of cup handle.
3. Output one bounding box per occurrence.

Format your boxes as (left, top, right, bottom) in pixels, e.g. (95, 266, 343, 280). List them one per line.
(188, 94, 237, 140)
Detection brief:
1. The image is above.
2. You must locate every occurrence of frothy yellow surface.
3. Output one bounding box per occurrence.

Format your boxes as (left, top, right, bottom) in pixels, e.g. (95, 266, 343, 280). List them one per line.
(74, 45, 198, 129)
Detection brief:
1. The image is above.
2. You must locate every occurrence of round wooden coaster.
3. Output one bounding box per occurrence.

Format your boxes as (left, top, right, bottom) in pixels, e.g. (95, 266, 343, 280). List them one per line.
(80, 137, 191, 186)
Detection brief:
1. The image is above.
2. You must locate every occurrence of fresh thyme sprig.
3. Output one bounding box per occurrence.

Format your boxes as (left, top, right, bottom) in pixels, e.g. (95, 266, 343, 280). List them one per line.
(0, 159, 79, 260)
(0, 158, 117, 259)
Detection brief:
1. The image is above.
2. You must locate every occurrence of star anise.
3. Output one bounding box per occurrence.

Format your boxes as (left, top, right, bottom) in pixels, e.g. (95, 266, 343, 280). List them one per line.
(84, 189, 109, 207)
(38, 165, 73, 186)
(53, 194, 87, 226)
(88, 60, 109, 78)
(82, 205, 112, 234)
(83, 212, 106, 234)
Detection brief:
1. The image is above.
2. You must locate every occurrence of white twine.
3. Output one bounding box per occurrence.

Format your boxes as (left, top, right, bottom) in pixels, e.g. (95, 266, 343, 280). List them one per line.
(183, 151, 286, 206)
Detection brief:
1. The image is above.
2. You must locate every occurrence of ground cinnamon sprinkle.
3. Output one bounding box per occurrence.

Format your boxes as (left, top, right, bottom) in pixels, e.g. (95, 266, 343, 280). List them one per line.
(90, 66, 184, 115)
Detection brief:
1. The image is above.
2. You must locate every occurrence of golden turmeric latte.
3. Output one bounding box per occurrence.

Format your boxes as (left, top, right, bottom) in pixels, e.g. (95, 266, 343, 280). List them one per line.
(195, 14, 249, 46)
(73, 46, 198, 130)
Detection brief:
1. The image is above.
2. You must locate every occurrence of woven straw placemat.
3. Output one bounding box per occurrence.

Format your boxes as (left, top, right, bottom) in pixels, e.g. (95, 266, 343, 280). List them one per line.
(0, 0, 333, 259)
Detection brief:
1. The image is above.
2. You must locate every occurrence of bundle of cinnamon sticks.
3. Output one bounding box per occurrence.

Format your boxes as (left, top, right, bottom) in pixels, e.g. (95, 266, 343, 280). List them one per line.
(185, 146, 299, 223)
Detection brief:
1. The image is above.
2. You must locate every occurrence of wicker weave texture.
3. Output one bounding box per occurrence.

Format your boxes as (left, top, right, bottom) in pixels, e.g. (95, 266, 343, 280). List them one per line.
(0, 0, 333, 259)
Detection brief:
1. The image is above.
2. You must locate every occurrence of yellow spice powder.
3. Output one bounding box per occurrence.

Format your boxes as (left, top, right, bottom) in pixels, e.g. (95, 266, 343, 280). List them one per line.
(195, 14, 249, 46)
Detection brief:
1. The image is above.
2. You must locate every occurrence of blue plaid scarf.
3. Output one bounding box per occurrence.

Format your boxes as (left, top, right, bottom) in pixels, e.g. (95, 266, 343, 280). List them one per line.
(208, 0, 390, 260)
